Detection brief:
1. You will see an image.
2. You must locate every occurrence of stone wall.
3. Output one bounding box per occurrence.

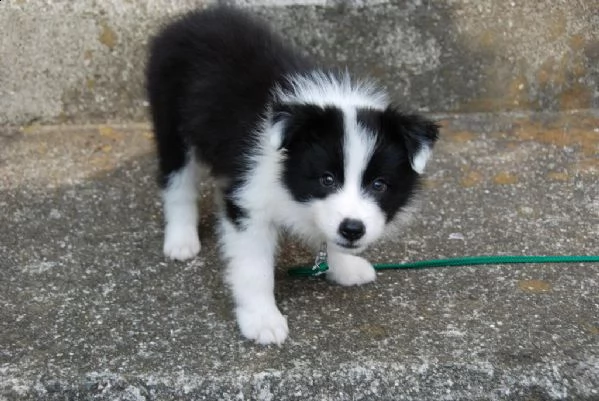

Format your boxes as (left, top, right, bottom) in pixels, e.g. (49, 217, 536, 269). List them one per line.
(1, 0, 597, 125)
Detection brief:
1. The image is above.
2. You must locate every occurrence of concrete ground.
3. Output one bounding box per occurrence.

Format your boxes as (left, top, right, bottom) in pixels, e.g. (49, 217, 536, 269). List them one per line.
(1, 111, 598, 400)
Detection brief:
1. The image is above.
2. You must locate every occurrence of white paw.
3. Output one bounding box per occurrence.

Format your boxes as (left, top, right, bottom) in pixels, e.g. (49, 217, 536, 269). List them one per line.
(236, 305, 288, 345)
(163, 224, 201, 261)
(327, 254, 376, 286)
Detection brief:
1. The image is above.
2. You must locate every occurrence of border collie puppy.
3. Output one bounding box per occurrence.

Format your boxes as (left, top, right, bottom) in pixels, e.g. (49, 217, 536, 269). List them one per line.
(147, 6, 439, 345)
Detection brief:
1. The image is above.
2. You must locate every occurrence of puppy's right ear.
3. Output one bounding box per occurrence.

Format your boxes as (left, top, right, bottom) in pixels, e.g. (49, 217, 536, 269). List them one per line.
(269, 103, 291, 149)
(272, 103, 293, 124)
(270, 103, 298, 150)
(270, 103, 336, 150)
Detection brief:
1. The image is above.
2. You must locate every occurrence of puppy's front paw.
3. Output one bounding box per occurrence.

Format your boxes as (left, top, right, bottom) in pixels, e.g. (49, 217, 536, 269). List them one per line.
(327, 254, 376, 286)
(236, 305, 288, 345)
(163, 224, 201, 261)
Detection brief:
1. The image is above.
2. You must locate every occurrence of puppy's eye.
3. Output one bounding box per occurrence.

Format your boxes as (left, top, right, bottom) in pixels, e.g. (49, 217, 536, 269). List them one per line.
(371, 178, 388, 193)
(320, 173, 336, 188)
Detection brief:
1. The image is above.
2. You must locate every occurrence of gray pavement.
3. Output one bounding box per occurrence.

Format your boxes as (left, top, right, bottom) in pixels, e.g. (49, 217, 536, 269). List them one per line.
(1, 111, 598, 400)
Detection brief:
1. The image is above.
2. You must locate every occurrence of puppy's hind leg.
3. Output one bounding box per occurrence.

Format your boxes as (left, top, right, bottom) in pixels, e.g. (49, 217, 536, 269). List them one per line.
(148, 63, 201, 260)
(162, 153, 201, 261)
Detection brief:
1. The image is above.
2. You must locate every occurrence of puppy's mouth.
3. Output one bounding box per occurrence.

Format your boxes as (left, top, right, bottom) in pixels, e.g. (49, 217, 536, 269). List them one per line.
(333, 240, 364, 253)
(336, 241, 359, 249)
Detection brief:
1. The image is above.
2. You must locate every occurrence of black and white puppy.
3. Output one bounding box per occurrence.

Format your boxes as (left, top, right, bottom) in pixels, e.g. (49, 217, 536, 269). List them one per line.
(146, 6, 439, 345)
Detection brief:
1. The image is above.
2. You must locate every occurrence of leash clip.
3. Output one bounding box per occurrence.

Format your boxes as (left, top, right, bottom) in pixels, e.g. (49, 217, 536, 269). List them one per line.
(312, 242, 329, 276)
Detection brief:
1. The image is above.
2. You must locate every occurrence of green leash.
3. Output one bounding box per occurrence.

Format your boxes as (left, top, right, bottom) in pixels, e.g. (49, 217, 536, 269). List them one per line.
(287, 255, 599, 277)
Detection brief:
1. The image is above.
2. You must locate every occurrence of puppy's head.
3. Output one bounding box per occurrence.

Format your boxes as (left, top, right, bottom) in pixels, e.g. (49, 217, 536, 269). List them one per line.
(273, 102, 439, 253)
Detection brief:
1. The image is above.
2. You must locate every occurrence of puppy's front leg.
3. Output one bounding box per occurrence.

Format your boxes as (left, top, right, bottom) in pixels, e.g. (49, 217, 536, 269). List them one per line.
(220, 218, 288, 345)
(326, 250, 377, 286)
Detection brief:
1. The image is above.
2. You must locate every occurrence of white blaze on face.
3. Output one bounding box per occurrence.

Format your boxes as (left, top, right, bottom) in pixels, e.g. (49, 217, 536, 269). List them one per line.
(312, 107, 387, 250)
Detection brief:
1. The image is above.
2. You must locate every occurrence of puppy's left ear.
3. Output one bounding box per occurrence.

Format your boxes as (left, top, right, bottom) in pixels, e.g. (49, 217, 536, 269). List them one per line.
(383, 107, 440, 174)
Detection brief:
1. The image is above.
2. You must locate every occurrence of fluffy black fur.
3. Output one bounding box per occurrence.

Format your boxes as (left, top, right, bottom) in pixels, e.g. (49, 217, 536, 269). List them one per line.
(146, 6, 312, 187)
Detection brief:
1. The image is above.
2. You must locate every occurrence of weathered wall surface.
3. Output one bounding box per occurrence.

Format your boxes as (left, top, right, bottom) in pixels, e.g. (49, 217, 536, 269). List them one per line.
(1, 0, 598, 125)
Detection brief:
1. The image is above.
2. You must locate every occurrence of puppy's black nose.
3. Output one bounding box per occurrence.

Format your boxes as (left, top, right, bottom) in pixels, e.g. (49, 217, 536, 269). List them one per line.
(338, 219, 365, 241)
